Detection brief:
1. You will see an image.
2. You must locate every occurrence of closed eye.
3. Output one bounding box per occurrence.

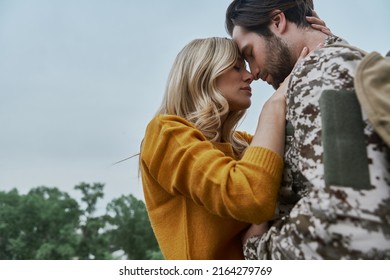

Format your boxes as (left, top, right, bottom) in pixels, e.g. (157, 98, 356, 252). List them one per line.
(241, 46, 252, 62)
(245, 52, 253, 62)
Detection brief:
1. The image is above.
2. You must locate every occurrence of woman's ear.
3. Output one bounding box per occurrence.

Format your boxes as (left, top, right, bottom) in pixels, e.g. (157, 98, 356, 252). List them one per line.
(269, 10, 287, 35)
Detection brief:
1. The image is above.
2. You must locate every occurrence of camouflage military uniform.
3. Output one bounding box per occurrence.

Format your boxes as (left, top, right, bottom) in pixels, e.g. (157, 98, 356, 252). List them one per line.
(244, 36, 390, 260)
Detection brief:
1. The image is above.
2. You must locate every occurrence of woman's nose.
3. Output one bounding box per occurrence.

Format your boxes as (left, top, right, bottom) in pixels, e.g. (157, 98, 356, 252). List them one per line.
(244, 70, 254, 83)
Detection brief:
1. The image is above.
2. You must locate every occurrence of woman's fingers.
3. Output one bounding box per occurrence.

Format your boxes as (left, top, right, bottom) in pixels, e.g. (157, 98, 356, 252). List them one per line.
(298, 46, 309, 60)
(307, 14, 332, 36)
(311, 24, 332, 36)
(311, 10, 322, 21)
(306, 15, 326, 27)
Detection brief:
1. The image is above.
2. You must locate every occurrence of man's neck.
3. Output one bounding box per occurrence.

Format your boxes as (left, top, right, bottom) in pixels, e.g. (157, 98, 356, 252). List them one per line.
(284, 25, 329, 60)
(302, 29, 329, 53)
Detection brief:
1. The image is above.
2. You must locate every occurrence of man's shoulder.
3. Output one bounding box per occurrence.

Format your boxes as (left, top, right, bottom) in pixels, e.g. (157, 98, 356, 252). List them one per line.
(313, 35, 363, 61)
(321, 36, 365, 58)
(293, 36, 364, 78)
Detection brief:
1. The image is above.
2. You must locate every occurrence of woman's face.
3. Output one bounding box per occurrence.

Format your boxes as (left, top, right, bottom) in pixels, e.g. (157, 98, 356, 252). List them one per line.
(216, 59, 254, 111)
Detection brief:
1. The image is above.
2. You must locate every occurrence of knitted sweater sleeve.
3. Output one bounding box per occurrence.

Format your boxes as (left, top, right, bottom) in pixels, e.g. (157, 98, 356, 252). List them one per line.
(141, 115, 283, 224)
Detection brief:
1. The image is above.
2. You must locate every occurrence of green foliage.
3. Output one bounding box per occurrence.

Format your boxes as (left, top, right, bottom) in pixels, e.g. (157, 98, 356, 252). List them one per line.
(106, 194, 161, 260)
(75, 182, 104, 216)
(0, 183, 162, 260)
(75, 183, 111, 260)
(0, 187, 80, 259)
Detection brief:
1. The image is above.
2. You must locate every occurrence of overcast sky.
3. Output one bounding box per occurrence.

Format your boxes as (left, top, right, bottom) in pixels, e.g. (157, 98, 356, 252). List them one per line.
(1, 0, 389, 210)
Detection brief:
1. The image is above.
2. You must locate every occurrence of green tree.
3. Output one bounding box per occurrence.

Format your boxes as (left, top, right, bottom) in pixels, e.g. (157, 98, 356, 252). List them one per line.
(0, 187, 80, 259)
(74, 182, 112, 259)
(0, 183, 161, 260)
(106, 194, 162, 259)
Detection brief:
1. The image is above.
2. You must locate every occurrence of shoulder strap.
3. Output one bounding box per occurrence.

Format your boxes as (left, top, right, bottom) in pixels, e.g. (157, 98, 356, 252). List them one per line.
(354, 52, 390, 146)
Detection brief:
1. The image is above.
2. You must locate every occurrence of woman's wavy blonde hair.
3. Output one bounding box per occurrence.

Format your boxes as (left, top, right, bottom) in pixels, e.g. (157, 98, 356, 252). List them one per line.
(157, 37, 249, 156)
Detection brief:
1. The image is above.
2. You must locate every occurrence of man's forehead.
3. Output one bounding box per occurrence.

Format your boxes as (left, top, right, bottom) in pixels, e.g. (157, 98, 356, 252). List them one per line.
(232, 26, 247, 40)
(232, 26, 250, 51)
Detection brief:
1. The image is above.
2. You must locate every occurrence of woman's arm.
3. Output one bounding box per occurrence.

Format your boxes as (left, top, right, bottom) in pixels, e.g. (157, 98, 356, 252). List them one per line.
(141, 115, 284, 224)
(249, 80, 287, 156)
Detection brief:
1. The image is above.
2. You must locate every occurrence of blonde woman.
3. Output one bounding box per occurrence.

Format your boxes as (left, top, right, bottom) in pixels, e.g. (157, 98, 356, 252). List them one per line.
(141, 36, 302, 260)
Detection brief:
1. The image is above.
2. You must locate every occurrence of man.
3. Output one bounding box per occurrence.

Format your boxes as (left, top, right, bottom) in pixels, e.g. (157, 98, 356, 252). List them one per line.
(226, 0, 390, 259)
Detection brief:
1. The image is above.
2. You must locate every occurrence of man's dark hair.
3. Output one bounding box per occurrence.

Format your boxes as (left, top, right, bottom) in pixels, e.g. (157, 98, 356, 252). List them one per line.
(226, 0, 314, 37)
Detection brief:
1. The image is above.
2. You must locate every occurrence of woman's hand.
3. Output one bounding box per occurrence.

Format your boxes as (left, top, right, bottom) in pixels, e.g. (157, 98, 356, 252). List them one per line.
(306, 10, 332, 36)
(242, 222, 268, 246)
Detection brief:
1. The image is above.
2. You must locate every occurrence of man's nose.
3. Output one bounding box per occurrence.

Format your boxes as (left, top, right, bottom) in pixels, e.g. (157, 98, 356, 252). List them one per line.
(249, 63, 260, 80)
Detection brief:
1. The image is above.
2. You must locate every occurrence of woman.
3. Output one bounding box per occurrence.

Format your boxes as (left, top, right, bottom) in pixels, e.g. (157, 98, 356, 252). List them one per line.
(141, 37, 284, 259)
(140, 21, 329, 260)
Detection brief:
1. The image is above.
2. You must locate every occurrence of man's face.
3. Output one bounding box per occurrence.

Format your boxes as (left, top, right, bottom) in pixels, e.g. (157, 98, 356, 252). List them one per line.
(232, 26, 295, 89)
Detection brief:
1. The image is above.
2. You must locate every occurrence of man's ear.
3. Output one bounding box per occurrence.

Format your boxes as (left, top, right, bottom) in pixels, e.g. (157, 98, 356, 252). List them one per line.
(269, 10, 287, 35)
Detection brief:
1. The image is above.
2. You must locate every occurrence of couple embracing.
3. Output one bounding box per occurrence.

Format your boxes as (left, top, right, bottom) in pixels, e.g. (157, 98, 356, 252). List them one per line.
(140, 0, 390, 260)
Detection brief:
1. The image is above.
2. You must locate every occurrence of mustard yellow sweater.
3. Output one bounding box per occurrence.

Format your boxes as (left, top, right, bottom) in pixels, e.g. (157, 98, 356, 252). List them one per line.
(140, 115, 283, 259)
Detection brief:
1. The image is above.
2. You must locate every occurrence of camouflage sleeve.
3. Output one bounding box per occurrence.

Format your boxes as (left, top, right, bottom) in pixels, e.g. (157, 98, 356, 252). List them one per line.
(249, 47, 390, 259)
(242, 235, 262, 260)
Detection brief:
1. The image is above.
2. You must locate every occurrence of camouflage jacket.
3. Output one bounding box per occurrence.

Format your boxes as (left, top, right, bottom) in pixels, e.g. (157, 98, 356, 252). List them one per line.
(244, 35, 390, 260)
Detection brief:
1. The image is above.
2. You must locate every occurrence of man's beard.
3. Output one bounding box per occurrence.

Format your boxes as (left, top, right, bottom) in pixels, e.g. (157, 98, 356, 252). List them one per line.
(265, 35, 295, 89)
